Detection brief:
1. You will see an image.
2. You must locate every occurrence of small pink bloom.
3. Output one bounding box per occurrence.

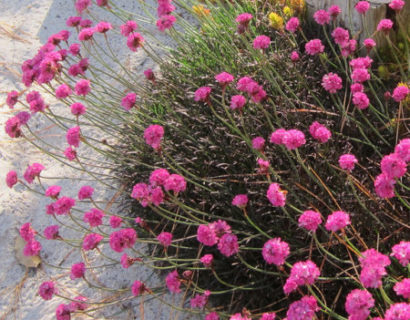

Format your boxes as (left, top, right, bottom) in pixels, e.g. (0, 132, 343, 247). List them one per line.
(69, 296, 88, 312)
(359, 248, 390, 288)
(257, 158, 270, 174)
(23, 163, 45, 184)
(331, 27, 349, 46)
(109, 216, 122, 228)
(6, 90, 18, 108)
(393, 278, 410, 299)
(298, 210, 322, 232)
(355, 1, 370, 14)
(284, 260, 320, 294)
(197, 224, 217, 246)
(121, 92, 137, 111)
(270, 128, 286, 145)
(121, 21, 138, 37)
(5, 117, 21, 138)
(328, 5, 341, 19)
(351, 83, 364, 93)
(339, 154, 358, 171)
(392, 85, 409, 102)
(66, 16, 81, 27)
(215, 72, 234, 86)
(200, 254, 214, 268)
(395, 138, 410, 162)
(290, 51, 300, 62)
(70, 102, 86, 116)
(156, 15, 176, 32)
(286, 17, 299, 33)
(190, 292, 209, 308)
(144, 68, 155, 81)
(230, 95, 246, 110)
(96, 0, 108, 6)
(309, 121, 331, 143)
(75, 79, 91, 96)
(377, 19, 393, 32)
(23, 239, 42, 256)
(20, 222, 36, 242)
(54, 197, 76, 215)
(66, 126, 81, 147)
(6, 170, 18, 188)
(166, 270, 181, 293)
(70, 262, 85, 279)
(345, 289, 374, 320)
(84, 208, 104, 227)
(287, 296, 319, 320)
(384, 303, 410, 320)
(374, 173, 396, 198)
(80, 19, 93, 29)
(253, 35, 270, 50)
(164, 174, 186, 193)
(78, 27, 95, 41)
(127, 32, 144, 51)
(232, 194, 248, 208)
(235, 13, 252, 24)
(44, 225, 59, 240)
(350, 57, 373, 70)
(82, 233, 103, 250)
(194, 86, 212, 102)
(321, 73, 342, 93)
(313, 9, 330, 25)
(39, 281, 57, 300)
(75, 0, 91, 13)
(252, 136, 265, 151)
(381, 153, 407, 178)
(305, 39, 324, 55)
(157, 231, 173, 247)
(45, 185, 61, 198)
(283, 129, 306, 150)
(144, 124, 164, 150)
(262, 238, 290, 266)
(363, 38, 376, 50)
(325, 210, 351, 232)
(391, 241, 410, 266)
(353, 92, 370, 110)
(55, 84, 71, 99)
(209, 220, 231, 238)
(149, 168, 170, 186)
(109, 228, 137, 252)
(56, 304, 71, 320)
(157, 2, 175, 17)
(218, 233, 239, 257)
(260, 313, 276, 320)
(78, 186, 94, 200)
(131, 280, 146, 296)
(389, 0, 405, 11)
(352, 68, 370, 83)
(267, 183, 286, 207)
(95, 21, 112, 33)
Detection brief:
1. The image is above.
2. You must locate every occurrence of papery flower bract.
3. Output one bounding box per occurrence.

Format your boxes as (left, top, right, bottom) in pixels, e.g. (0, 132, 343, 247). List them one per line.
(197, 224, 217, 246)
(321, 72, 342, 93)
(353, 92, 370, 110)
(82, 233, 103, 251)
(44, 225, 59, 240)
(70, 262, 85, 279)
(252, 136, 265, 151)
(6, 170, 18, 188)
(391, 241, 410, 266)
(120, 20, 138, 36)
(20, 222, 35, 242)
(83, 208, 104, 227)
(127, 32, 144, 51)
(305, 39, 324, 55)
(78, 27, 95, 41)
(267, 183, 286, 207)
(286, 17, 300, 33)
(325, 211, 351, 232)
(39, 281, 57, 300)
(157, 232, 173, 247)
(374, 173, 396, 198)
(144, 124, 164, 150)
(24, 163, 45, 184)
(55, 84, 71, 99)
(121, 92, 137, 111)
(230, 95, 246, 110)
(331, 27, 349, 46)
(345, 289, 374, 320)
(109, 228, 137, 252)
(156, 15, 176, 32)
(377, 19, 393, 32)
(253, 35, 270, 50)
(392, 84, 409, 102)
(283, 129, 306, 150)
(298, 210, 322, 232)
(166, 270, 181, 293)
(109, 216, 122, 229)
(355, 1, 370, 14)
(66, 126, 81, 147)
(339, 154, 358, 171)
(217, 233, 239, 257)
(352, 68, 370, 83)
(6, 90, 18, 108)
(45, 185, 61, 198)
(56, 304, 71, 320)
(287, 296, 319, 320)
(232, 194, 248, 208)
(309, 121, 331, 143)
(78, 185, 94, 200)
(200, 254, 214, 268)
(262, 237, 290, 265)
(393, 278, 410, 299)
(395, 138, 410, 162)
(131, 280, 146, 296)
(74, 79, 91, 96)
(23, 239, 42, 256)
(328, 5, 341, 19)
(381, 153, 407, 178)
(96, 21, 112, 33)
(313, 9, 330, 25)
(164, 174, 186, 193)
(389, 0, 405, 11)
(194, 86, 212, 102)
(215, 72, 234, 86)
(384, 303, 410, 320)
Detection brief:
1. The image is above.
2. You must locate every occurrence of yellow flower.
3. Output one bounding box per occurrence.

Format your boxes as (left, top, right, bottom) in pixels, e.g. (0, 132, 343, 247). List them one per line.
(283, 6, 294, 18)
(193, 4, 210, 17)
(268, 12, 284, 30)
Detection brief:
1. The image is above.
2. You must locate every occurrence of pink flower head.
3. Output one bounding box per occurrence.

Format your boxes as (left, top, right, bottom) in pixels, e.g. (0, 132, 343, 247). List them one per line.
(109, 216, 122, 228)
(363, 38, 376, 50)
(80, 19, 93, 28)
(257, 158, 270, 174)
(287, 296, 319, 320)
(359, 248, 390, 288)
(156, 15, 176, 32)
(350, 57, 373, 70)
(109, 228, 137, 252)
(55, 304, 71, 320)
(144, 68, 155, 81)
(321, 72, 342, 93)
(66, 16, 81, 27)
(69, 296, 88, 312)
(230, 95, 246, 110)
(260, 313, 276, 320)
(252, 136, 265, 151)
(96, 0, 108, 6)
(151, 186, 164, 206)
(24, 163, 45, 184)
(78, 185, 94, 200)
(39, 281, 57, 300)
(392, 85, 409, 102)
(313, 9, 330, 25)
(66, 126, 81, 147)
(6, 90, 18, 108)
(286, 17, 300, 33)
(44, 225, 59, 240)
(209, 220, 231, 238)
(70, 262, 85, 279)
(377, 19, 393, 33)
(20, 222, 36, 242)
(121, 253, 135, 268)
(54, 197, 76, 215)
(309, 121, 331, 143)
(23, 240, 42, 256)
(131, 183, 149, 205)
(391, 241, 410, 266)
(200, 254, 214, 268)
(262, 238, 290, 266)
(305, 39, 324, 55)
(149, 168, 170, 186)
(190, 292, 209, 308)
(230, 314, 250, 320)
(121, 92, 137, 111)
(144, 124, 164, 150)
(351, 83, 364, 93)
(121, 21, 138, 36)
(45, 185, 61, 198)
(164, 174, 186, 193)
(253, 35, 270, 50)
(381, 153, 407, 178)
(298, 210, 322, 232)
(75, 0, 91, 13)
(345, 289, 374, 320)
(266, 183, 286, 207)
(384, 303, 410, 320)
(374, 173, 396, 198)
(235, 13, 253, 24)
(283, 129, 306, 150)
(352, 68, 370, 83)
(78, 27, 95, 41)
(75, 79, 91, 96)
(127, 32, 144, 51)
(215, 72, 234, 86)
(6, 170, 18, 188)
(157, 231, 173, 247)
(270, 128, 286, 145)
(339, 154, 358, 171)
(284, 260, 320, 294)
(55, 84, 72, 99)
(328, 5, 341, 19)
(353, 92, 370, 110)
(70, 102, 86, 116)
(166, 270, 181, 293)
(325, 210, 351, 232)
(395, 138, 410, 162)
(393, 278, 410, 299)
(157, 1, 175, 17)
(218, 233, 239, 257)
(83, 208, 104, 227)
(331, 27, 349, 46)
(131, 280, 146, 296)
(96, 21, 112, 33)
(82, 233, 103, 251)
(389, 0, 405, 11)
(197, 224, 217, 246)
(194, 86, 212, 102)
(290, 51, 300, 62)
(232, 194, 248, 208)
(16, 111, 30, 125)
(355, 1, 370, 14)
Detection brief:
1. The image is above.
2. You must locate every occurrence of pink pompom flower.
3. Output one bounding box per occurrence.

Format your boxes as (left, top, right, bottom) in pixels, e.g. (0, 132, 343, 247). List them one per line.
(66, 16, 81, 27)
(232, 194, 248, 208)
(55, 304, 71, 320)
(197, 224, 217, 246)
(252, 136, 265, 151)
(363, 38, 376, 51)
(166, 270, 181, 293)
(82, 233, 103, 251)
(230, 95, 246, 110)
(287, 296, 319, 320)
(194, 86, 212, 102)
(200, 254, 214, 268)
(54, 196, 76, 215)
(44, 225, 60, 240)
(381, 153, 407, 178)
(45, 185, 61, 198)
(218, 233, 239, 257)
(286, 17, 300, 33)
(391, 241, 410, 266)
(260, 313, 276, 320)
(127, 32, 144, 51)
(392, 84, 409, 102)
(215, 72, 234, 86)
(321, 72, 342, 93)
(109, 228, 137, 252)
(109, 216, 122, 228)
(284, 260, 320, 294)
(389, 0, 405, 11)
(377, 19, 393, 33)
(351, 83, 364, 93)
(132, 280, 146, 296)
(339, 154, 358, 171)
(305, 39, 324, 56)
(266, 183, 286, 207)
(352, 68, 370, 83)
(374, 173, 396, 198)
(325, 210, 351, 232)
(55, 84, 72, 99)
(236, 13, 253, 25)
(78, 185, 94, 200)
(70, 102, 86, 116)
(298, 210, 322, 232)
(121, 21, 138, 36)
(257, 158, 270, 174)
(157, 231, 173, 247)
(156, 15, 176, 32)
(290, 51, 300, 62)
(328, 5, 341, 19)
(6, 170, 18, 188)
(75, 0, 91, 13)
(345, 289, 374, 320)
(395, 138, 410, 162)
(270, 128, 286, 145)
(121, 92, 137, 111)
(83, 208, 104, 227)
(313, 9, 330, 25)
(144, 124, 164, 150)
(75, 79, 91, 96)
(253, 35, 270, 50)
(352, 92, 370, 110)
(384, 303, 410, 320)
(309, 121, 331, 143)
(20, 222, 36, 242)
(70, 262, 85, 279)
(191, 291, 210, 308)
(23, 163, 45, 184)
(262, 238, 290, 266)
(331, 27, 350, 47)
(23, 240, 42, 256)
(393, 278, 410, 299)
(39, 281, 57, 300)
(282, 129, 306, 150)
(164, 174, 186, 193)
(355, 1, 370, 14)
(149, 168, 170, 186)
(78, 27, 95, 41)
(95, 21, 112, 33)
(359, 248, 390, 288)
(66, 126, 81, 147)
(6, 90, 19, 108)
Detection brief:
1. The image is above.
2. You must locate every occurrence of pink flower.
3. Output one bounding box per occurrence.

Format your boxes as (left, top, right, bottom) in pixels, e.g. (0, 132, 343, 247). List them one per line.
(121, 253, 135, 268)
(55, 84, 71, 99)
(381, 153, 407, 178)
(78, 27, 95, 41)
(54, 197, 76, 215)
(197, 224, 217, 246)
(394, 278, 410, 299)
(23, 240, 42, 256)
(83, 208, 104, 227)
(331, 27, 349, 46)
(389, 0, 405, 11)
(109, 228, 137, 252)
(56, 304, 71, 320)
(82, 233, 103, 250)
(355, 1, 370, 14)
(313, 9, 330, 25)
(166, 270, 181, 293)
(215, 72, 234, 86)
(151, 187, 164, 207)
(230, 314, 250, 320)
(200, 254, 214, 268)
(392, 85, 409, 102)
(95, 21, 112, 33)
(39, 281, 57, 300)
(377, 19, 393, 32)
(164, 174, 186, 193)
(287, 296, 319, 320)
(352, 92, 370, 110)
(206, 312, 220, 320)
(283, 129, 306, 150)
(374, 173, 396, 198)
(144, 124, 164, 150)
(66, 16, 81, 27)
(209, 220, 231, 238)
(232, 194, 248, 208)
(345, 289, 374, 320)
(253, 35, 270, 50)
(6, 170, 18, 188)
(157, 2, 175, 17)
(75, 0, 91, 13)
(235, 13, 253, 24)
(237, 76, 256, 92)
(96, 0, 108, 6)
(262, 238, 290, 265)
(190, 292, 210, 308)
(321, 72, 342, 93)
(131, 183, 149, 205)
(395, 138, 410, 162)
(6, 90, 18, 108)
(24, 163, 45, 184)
(156, 15, 176, 32)
(44, 225, 59, 240)
(309, 121, 331, 143)
(230, 95, 246, 110)
(257, 158, 270, 174)
(70, 262, 85, 279)
(391, 241, 410, 266)
(286, 17, 300, 33)
(298, 210, 322, 232)
(352, 68, 370, 83)
(157, 232, 173, 247)
(218, 233, 239, 257)
(339, 154, 358, 171)
(328, 5, 341, 19)
(194, 86, 212, 102)
(144, 68, 155, 81)
(284, 260, 320, 294)
(121, 21, 138, 36)
(69, 296, 88, 312)
(20, 222, 36, 241)
(384, 303, 410, 320)
(121, 92, 137, 111)
(70, 102, 86, 116)
(80, 19, 93, 28)
(66, 126, 81, 147)
(75, 79, 91, 96)
(78, 185, 94, 200)
(290, 51, 300, 62)
(260, 313, 276, 320)
(127, 32, 144, 51)
(252, 136, 265, 150)
(131, 281, 146, 296)
(305, 39, 324, 55)
(350, 57, 373, 70)
(266, 183, 286, 207)
(45, 185, 61, 198)
(325, 210, 351, 232)
(359, 248, 390, 288)
(149, 168, 170, 186)
(363, 38, 376, 50)
(270, 128, 286, 145)
(351, 83, 364, 93)
(109, 216, 122, 228)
